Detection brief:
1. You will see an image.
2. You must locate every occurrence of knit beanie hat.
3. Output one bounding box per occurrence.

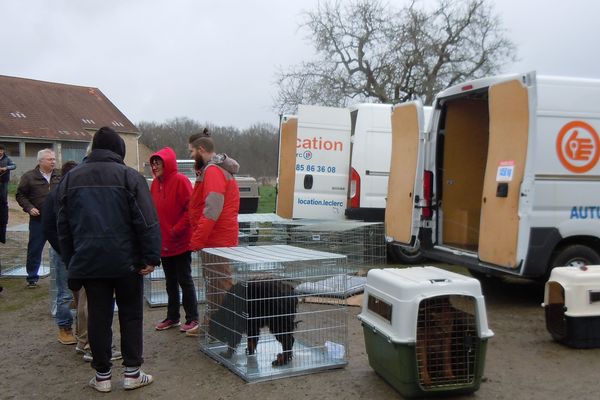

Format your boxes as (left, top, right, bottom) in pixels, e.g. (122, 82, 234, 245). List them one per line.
(92, 126, 126, 158)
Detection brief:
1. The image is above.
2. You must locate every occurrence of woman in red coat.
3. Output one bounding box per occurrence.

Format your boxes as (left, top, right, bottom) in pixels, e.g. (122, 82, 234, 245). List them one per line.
(150, 147, 199, 332)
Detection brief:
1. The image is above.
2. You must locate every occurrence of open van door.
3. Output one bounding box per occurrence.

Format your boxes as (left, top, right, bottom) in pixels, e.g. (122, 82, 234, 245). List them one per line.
(478, 75, 535, 268)
(276, 115, 297, 219)
(385, 101, 427, 246)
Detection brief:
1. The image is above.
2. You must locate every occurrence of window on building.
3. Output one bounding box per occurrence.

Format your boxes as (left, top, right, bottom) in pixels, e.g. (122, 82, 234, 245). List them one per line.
(0, 141, 20, 156)
(25, 143, 53, 157)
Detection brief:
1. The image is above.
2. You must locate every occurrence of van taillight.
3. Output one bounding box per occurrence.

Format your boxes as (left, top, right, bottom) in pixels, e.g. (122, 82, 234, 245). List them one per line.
(422, 170, 433, 218)
(349, 167, 361, 208)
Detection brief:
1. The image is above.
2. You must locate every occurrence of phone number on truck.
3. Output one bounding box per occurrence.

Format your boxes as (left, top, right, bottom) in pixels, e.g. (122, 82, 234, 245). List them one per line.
(295, 164, 337, 173)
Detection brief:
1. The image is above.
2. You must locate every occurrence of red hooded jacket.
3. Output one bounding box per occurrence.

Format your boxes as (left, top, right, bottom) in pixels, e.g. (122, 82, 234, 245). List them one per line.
(150, 147, 193, 257)
(189, 154, 240, 251)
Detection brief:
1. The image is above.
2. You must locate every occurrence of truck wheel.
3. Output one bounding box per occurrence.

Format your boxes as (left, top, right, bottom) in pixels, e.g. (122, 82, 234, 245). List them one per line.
(542, 244, 600, 282)
(551, 244, 600, 269)
(387, 243, 425, 264)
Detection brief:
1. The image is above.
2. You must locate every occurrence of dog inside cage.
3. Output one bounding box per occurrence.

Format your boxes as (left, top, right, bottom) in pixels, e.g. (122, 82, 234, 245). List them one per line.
(416, 295, 478, 388)
(207, 277, 299, 366)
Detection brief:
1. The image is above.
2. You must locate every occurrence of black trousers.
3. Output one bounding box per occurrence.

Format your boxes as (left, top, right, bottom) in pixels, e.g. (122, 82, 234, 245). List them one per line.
(83, 272, 144, 373)
(162, 251, 199, 323)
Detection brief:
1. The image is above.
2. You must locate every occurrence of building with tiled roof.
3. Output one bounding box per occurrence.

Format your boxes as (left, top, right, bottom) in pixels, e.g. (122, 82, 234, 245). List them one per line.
(0, 75, 141, 177)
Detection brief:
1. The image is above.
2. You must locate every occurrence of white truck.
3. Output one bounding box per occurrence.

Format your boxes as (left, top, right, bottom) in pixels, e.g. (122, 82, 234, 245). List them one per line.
(386, 71, 600, 279)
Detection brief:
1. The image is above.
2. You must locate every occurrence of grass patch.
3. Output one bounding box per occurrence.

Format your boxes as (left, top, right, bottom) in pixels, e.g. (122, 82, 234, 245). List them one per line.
(257, 185, 276, 213)
(0, 278, 49, 313)
(7, 182, 17, 196)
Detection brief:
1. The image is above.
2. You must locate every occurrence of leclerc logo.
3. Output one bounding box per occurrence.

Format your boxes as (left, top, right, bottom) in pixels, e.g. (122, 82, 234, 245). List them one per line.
(556, 121, 600, 173)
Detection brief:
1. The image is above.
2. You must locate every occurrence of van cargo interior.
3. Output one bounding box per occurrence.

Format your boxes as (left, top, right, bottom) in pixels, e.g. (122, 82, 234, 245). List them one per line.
(437, 94, 489, 252)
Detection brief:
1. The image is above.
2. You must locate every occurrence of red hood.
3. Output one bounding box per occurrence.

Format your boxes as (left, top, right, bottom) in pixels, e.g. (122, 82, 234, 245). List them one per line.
(150, 147, 178, 179)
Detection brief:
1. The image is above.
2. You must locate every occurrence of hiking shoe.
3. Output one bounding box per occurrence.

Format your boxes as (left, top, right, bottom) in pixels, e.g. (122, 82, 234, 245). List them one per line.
(155, 319, 180, 331)
(58, 328, 77, 345)
(27, 282, 38, 289)
(123, 370, 153, 390)
(89, 376, 111, 393)
(180, 320, 199, 332)
(83, 349, 122, 362)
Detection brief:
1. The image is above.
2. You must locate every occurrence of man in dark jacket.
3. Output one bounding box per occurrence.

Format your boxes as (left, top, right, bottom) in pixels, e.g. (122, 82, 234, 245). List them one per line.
(16, 148, 60, 287)
(57, 127, 161, 393)
(0, 143, 17, 244)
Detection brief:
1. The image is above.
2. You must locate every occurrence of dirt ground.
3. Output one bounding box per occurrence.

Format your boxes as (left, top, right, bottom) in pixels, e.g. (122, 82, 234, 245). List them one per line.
(2, 200, 600, 399)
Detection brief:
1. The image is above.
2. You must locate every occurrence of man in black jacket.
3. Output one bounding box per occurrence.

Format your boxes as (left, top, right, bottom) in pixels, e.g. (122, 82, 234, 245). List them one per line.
(57, 127, 161, 393)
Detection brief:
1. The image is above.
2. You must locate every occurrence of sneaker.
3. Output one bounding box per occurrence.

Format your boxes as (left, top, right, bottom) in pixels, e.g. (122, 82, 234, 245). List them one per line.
(123, 370, 153, 390)
(180, 320, 199, 332)
(83, 349, 122, 362)
(27, 282, 38, 289)
(155, 319, 180, 331)
(89, 376, 111, 393)
(58, 328, 77, 345)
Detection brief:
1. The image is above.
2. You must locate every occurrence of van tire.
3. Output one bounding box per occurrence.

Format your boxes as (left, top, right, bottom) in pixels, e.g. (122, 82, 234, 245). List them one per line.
(387, 244, 425, 264)
(545, 245, 600, 280)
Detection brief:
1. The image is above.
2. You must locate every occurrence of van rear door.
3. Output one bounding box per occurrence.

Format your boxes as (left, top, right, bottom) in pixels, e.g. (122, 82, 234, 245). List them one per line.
(293, 105, 351, 219)
(478, 75, 535, 269)
(276, 115, 298, 219)
(385, 100, 427, 246)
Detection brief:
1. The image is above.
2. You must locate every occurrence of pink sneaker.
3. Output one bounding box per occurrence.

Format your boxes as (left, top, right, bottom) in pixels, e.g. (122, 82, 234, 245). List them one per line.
(180, 320, 199, 332)
(155, 319, 180, 331)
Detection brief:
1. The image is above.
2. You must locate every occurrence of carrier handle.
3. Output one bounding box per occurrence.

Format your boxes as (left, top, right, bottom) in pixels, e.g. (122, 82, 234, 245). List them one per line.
(429, 278, 450, 284)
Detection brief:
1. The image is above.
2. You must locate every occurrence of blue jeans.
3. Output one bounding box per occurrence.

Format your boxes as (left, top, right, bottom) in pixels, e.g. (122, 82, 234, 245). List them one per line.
(26, 218, 47, 284)
(50, 247, 73, 328)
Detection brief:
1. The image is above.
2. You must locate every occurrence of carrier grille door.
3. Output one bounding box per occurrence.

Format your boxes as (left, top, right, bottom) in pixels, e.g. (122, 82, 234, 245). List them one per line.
(276, 116, 298, 219)
(385, 101, 426, 245)
(479, 76, 533, 268)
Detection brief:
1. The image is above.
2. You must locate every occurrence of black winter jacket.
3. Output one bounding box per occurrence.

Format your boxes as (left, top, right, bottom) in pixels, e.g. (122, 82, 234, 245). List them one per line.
(57, 149, 161, 279)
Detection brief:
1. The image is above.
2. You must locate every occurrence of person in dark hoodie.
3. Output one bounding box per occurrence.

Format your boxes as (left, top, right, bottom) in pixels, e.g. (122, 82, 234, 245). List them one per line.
(187, 131, 240, 337)
(57, 127, 161, 393)
(42, 160, 78, 345)
(149, 147, 199, 333)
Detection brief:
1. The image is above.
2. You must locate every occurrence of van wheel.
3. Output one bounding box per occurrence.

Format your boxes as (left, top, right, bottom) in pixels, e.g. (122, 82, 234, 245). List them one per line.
(387, 244, 425, 264)
(542, 244, 600, 281)
(550, 245, 600, 269)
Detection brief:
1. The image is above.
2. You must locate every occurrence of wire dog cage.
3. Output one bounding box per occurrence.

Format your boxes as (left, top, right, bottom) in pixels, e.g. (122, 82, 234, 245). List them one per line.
(358, 267, 493, 397)
(143, 252, 206, 307)
(0, 224, 50, 279)
(199, 245, 350, 382)
(288, 221, 386, 270)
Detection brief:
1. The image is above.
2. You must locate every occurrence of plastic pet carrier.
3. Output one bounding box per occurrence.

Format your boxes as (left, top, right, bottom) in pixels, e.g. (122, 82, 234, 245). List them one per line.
(358, 267, 493, 397)
(543, 265, 600, 348)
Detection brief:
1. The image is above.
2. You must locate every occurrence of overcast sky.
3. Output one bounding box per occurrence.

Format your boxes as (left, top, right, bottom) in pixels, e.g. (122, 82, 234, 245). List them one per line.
(1, 0, 598, 129)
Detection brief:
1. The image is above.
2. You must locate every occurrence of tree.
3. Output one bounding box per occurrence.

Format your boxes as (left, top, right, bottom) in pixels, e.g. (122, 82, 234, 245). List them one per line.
(138, 118, 279, 179)
(274, 0, 517, 113)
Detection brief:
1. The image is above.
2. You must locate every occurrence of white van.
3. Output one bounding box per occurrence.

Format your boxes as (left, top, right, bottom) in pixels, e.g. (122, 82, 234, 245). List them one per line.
(386, 72, 600, 279)
(346, 103, 431, 222)
(276, 105, 351, 219)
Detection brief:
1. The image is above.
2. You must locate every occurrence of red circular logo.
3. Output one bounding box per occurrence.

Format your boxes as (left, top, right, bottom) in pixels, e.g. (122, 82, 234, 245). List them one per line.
(556, 121, 600, 173)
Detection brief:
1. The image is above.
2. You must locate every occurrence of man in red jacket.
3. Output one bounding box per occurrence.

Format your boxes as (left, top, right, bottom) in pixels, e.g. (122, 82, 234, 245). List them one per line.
(150, 147, 199, 333)
(187, 132, 240, 336)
